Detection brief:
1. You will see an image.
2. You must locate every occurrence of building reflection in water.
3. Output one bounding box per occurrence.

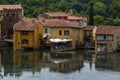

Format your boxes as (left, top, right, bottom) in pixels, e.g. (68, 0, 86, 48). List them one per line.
(0, 48, 43, 77)
(49, 52, 84, 73)
(95, 53, 120, 71)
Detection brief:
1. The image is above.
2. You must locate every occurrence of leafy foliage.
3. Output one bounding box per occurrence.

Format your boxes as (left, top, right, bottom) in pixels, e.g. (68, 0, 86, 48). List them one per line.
(0, 0, 120, 26)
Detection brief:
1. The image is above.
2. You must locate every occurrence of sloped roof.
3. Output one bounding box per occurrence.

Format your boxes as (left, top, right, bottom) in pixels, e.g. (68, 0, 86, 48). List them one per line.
(0, 4, 22, 10)
(14, 17, 41, 31)
(96, 26, 120, 35)
(68, 15, 82, 20)
(42, 19, 83, 28)
(44, 12, 69, 17)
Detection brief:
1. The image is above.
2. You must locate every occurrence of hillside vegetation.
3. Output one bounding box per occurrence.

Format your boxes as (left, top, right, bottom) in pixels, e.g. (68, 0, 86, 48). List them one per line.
(0, 0, 120, 26)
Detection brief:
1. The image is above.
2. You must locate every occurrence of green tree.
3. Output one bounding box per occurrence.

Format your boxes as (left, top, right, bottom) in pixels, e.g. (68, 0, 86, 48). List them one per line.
(94, 15, 104, 26)
(103, 18, 113, 25)
(112, 18, 120, 26)
(71, 3, 83, 12)
(58, 0, 70, 12)
(88, 1, 94, 25)
(93, 2, 107, 17)
(109, 1, 120, 18)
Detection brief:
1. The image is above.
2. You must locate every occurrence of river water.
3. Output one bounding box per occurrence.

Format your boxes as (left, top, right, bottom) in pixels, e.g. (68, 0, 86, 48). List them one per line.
(0, 47, 120, 80)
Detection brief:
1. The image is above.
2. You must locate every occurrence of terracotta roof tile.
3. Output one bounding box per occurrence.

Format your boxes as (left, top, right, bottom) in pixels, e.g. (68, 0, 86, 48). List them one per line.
(44, 12, 69, 17)
(42, 19, 83, 28)
(14, 17, 40, 31)
(68, 15, 82, 20)
(96, 26, 120, 35)
(68, 15, 87, 21)
(0, 4, 22, 10)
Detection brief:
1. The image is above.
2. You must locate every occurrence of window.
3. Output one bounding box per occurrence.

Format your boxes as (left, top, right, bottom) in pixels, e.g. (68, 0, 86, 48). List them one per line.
(102, 35, 108, 40)
(22, 39, 28, 44)
(64, 30, 69, 36)
(16, 14, 18, 17)
(44, 28, 51, 33)
(53, 17, 55, 19)
(45, 28, 47, 33)
(59, 30, 62, 35)
(12, 13, 15, 17)
(109, 44, 112, 47)
(103, 35, 106, 39)
(22, 31, 28, 35)
(6, 13, 9, 16)
(100, 44, 104, 51)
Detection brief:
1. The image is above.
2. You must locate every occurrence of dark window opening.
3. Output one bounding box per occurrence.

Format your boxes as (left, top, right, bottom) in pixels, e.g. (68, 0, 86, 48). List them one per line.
(16, 14, 18, 17)
(22, 31, 28, 35)
(45, 28, 47, 33)
(6, 13, 9, 16)
(12, 13, 15, 17)
(22, 39, 28, 44)
(59, 30, 62, 35)
(103, 35, 106, 40)
(64, 30, 69, 36)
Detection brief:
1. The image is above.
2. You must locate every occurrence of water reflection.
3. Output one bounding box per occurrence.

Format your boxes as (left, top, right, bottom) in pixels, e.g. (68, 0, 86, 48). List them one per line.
(0, 48, 84, 77)
(49, 53, 83, 73)
(95, 53, 120, 71)
(0, 47, 120, 80)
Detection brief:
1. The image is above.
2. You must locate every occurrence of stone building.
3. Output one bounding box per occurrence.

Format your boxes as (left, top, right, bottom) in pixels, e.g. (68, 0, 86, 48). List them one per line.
(13, 17, 43, 50)
(42, 19, 84, 49)
(0, 4, 23, 38)
(95, 26, 120, 53)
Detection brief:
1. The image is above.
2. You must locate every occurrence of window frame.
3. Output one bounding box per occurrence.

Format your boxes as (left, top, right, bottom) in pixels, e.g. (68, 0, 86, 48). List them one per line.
(64, 30, 69, 36)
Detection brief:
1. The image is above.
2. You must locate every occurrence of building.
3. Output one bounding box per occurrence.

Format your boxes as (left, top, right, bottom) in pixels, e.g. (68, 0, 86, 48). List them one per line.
(38, 12, 87, 26)
(42, 19, 84, 48)
(38, 12, 68, 20)
(13, 17, 43, 50)
(95, 26, 120, 53)
(84, 26, 97, 47)
(0, 4, 23, 38)
(38, 12, 88, 49)
(68, 15, 87, 26)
